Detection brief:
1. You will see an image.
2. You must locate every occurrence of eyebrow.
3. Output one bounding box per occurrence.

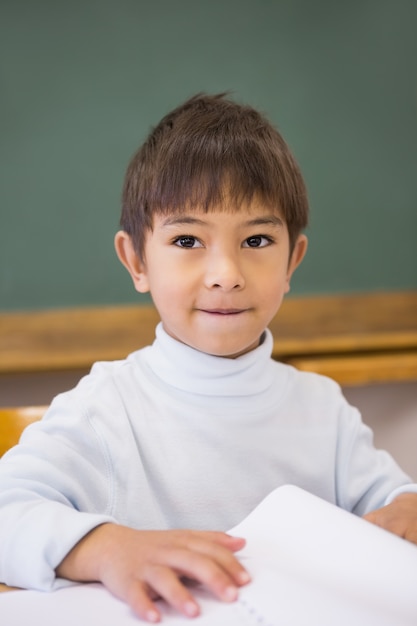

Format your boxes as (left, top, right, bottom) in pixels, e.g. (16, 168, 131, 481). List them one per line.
(162, 216, 207, 227)
(161, 215, 284, 228)
(244, 216, 284, 228)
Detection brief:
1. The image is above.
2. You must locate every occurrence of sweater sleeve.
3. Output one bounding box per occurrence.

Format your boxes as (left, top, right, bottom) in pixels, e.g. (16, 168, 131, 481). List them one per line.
(0, 395, 117, 590)
(334, 397, 414, 516)
(384, 483, 417, 505)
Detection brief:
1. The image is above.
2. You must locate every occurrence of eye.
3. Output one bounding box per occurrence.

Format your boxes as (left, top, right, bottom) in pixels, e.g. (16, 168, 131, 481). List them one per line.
(173, 236, 202, 248)
(243, 235, 273, 248)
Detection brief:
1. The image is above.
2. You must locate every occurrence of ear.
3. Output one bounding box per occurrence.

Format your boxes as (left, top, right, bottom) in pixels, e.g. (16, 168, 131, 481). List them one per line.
(114, 230, 150, 293)
(285, 234, 308, 294)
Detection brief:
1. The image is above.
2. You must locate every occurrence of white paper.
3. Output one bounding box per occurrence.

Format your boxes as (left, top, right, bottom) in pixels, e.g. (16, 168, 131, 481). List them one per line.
(229, 485, 417, 625)
(2, 485, 417, 625)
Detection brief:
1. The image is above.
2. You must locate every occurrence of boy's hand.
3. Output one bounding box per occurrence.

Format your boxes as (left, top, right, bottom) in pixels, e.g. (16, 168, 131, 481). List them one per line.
(363, 493, 417, 545)
(56, 524, 250, 622)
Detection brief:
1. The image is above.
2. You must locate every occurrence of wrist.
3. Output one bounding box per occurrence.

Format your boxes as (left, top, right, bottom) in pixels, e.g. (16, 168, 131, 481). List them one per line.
(56, 522, 117, 583)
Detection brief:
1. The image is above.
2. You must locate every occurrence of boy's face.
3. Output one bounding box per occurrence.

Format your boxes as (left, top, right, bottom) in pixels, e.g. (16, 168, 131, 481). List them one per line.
(115, 199, 307, 358)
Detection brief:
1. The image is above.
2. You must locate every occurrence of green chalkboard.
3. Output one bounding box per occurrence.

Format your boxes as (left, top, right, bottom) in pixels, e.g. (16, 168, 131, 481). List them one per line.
(1, 0, 416, 311)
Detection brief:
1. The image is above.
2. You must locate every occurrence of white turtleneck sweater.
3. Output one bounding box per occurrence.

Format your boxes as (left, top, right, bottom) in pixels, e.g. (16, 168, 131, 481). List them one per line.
(0, 324, 413, 591)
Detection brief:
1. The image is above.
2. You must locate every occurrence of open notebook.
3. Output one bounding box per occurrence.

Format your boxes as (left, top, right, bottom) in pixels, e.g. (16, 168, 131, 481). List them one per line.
(2, 485, 417, 625)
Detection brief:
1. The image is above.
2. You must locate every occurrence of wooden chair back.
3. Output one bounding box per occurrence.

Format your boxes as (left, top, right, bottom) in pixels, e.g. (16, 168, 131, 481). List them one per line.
(0, 406, 47, 456)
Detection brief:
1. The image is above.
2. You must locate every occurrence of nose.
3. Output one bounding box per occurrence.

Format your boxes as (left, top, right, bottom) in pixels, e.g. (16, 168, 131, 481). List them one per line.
(204, 250, 245, 291)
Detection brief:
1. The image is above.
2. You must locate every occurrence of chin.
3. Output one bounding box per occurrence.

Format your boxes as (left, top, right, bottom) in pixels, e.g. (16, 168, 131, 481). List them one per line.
(201, 339, 259, 359)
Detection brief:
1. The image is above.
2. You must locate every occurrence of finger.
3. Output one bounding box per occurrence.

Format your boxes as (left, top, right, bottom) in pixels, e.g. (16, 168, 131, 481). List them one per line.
(160, 547, 243, 602)
(363, 511, 378, 524)
(190, 538, 250, 586)
(145, 565, 201, 618)
(126, 581, 162, 623)
(363, 506, 409, 538)
(193, 531, 246, 552)
(154, 530, 250, 586)
(404, 528, 417, 544)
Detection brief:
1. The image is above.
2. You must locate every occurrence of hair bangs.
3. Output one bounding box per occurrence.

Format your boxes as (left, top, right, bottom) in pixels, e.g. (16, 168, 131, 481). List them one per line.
(121, 93, 309, 259)
(145, 135, 289, 217)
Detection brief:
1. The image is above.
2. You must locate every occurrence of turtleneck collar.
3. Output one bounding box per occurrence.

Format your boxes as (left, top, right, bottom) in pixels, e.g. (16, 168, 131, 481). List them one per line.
(140, 322, 277, 396)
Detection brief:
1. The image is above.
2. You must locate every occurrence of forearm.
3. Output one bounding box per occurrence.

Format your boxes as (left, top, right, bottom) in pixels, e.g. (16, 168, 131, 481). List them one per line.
(0, 493, 114, 591)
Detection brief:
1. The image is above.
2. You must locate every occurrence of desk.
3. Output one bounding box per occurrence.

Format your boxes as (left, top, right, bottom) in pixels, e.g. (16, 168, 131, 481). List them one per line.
(1, 291, 416, 386)
(1, 486, 417, 625)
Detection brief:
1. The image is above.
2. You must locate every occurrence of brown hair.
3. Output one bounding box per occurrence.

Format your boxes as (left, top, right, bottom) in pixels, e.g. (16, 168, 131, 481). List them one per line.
(121, 93, 308, 258)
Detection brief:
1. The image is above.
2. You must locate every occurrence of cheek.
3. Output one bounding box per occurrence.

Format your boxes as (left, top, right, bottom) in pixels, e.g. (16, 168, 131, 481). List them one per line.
(257, 272, 288, 305)
(254, 261, 288, 287)
(147, 271, 187, 311)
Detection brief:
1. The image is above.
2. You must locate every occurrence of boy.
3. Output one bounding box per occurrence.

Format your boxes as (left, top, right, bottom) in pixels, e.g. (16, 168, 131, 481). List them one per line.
(1, 93, 417, 623)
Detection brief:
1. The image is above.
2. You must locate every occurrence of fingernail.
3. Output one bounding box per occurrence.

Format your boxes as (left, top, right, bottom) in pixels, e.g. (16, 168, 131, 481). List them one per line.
(238, 571, 251, 584)
(146, 609, 160, 623)
(184, 601, 200, 617)
(223, 586, 238, 601)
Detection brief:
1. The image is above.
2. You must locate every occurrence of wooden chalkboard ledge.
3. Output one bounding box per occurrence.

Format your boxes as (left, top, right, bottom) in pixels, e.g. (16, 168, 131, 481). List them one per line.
(0, 291, 416, 387)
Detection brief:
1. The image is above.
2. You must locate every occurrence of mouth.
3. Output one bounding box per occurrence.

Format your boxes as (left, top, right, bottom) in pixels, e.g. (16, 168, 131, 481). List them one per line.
(198, 309, 247, 316)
